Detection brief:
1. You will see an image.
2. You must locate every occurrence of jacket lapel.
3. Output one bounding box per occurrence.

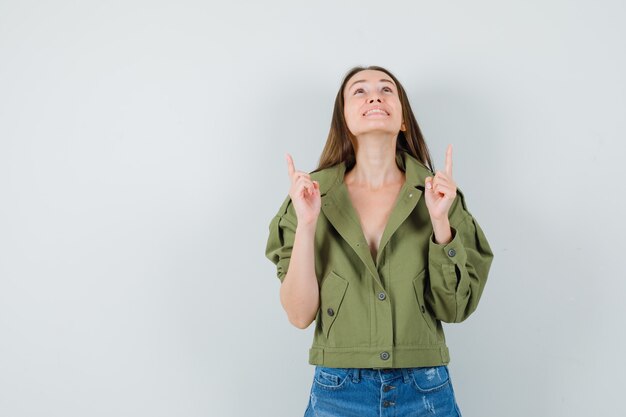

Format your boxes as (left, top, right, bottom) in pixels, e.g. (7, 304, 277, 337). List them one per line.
(322, 178, 381, 285)
(375, 152, 425, 266)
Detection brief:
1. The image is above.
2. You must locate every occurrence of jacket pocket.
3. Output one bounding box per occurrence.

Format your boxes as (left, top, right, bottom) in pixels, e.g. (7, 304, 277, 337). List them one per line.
(412, 269, 437, 335)
(320, 270, 349, 339)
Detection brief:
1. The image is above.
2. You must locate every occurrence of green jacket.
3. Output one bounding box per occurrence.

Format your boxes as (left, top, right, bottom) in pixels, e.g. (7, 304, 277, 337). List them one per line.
(265, 150, 494, 369)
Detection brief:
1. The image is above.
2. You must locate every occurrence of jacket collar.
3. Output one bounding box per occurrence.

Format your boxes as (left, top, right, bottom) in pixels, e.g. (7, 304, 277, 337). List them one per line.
(315, 150, 432, 288)
(316, 150, 431, 196)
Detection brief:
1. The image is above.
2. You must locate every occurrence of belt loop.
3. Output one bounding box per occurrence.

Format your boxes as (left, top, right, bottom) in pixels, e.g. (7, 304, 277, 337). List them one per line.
(401, 368, 411, 383)
(351, 368, 360, 383)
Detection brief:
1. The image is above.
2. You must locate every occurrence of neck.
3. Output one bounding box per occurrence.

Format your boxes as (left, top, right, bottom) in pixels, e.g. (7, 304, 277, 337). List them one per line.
(345, 134, 404, 190)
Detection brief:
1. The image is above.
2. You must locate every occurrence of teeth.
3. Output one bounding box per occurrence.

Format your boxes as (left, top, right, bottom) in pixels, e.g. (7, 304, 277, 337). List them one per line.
(364, 109, 388, 116)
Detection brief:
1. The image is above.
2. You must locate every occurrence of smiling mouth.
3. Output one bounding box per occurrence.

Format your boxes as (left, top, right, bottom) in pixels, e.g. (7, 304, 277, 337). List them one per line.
(363, 109, 389, 116)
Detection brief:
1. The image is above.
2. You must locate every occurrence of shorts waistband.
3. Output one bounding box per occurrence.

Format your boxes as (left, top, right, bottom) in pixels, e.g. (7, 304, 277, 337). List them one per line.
(350, 367, 412, 383)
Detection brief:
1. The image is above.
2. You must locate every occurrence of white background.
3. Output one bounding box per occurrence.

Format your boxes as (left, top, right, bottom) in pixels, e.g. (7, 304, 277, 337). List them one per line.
(1, 1, 625, 416)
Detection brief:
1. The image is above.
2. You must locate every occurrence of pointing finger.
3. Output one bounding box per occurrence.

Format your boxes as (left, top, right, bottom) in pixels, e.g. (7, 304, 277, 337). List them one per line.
(286, 153, 295, 178)
(445, 144, 453, 178)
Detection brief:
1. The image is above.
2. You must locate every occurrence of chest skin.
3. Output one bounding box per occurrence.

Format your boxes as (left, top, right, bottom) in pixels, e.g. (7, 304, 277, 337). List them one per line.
(344, 172, 406, 263)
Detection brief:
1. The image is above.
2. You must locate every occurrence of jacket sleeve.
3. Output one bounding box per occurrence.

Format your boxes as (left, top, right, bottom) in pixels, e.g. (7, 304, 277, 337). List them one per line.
(424, 187, 494, 323)
(264, 195, 298, 283)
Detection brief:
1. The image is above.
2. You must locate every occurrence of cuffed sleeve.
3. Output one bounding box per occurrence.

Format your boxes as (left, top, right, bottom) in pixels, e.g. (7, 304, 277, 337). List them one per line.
(424, 188, 494, 323)
(264, 195, 297, 283)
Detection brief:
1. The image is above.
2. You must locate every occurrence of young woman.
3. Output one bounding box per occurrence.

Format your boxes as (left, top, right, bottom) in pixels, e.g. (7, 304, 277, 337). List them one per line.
(265, 65, 494, 417)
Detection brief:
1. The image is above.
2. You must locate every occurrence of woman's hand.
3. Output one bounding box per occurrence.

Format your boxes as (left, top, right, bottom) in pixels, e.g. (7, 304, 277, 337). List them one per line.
(286, 153, 321, 227)
(424, 144, 457, 221)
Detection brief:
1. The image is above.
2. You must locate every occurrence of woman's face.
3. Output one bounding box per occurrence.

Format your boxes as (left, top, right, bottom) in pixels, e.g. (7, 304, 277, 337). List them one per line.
(343, 69, 404, 139)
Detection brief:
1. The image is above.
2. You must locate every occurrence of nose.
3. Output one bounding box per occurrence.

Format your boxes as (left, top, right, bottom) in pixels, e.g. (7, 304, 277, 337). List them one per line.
(366, 89, 383, 103)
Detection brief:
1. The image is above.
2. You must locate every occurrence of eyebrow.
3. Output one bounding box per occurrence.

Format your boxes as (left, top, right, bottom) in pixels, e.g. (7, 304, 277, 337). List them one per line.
(347, 78, 396, 91)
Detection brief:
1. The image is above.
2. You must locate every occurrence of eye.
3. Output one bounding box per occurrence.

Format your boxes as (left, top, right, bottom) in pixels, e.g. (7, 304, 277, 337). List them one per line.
(354, 88, 364, 95)
(383, 86, 393, 92)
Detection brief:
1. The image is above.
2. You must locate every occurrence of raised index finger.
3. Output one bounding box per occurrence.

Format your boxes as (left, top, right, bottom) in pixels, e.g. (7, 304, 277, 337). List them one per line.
(445, 144, 453, 177)
(285, 152, 296, 178)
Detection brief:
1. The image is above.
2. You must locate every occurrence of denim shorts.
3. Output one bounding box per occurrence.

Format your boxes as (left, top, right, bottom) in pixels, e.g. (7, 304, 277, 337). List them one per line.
(304, 365, 462, 417)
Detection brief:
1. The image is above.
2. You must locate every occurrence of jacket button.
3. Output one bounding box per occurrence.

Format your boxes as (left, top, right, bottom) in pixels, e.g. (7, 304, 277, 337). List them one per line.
(380, 351, 390, 360)
(408, 193, 413, 198)
(327, 308, 334, 316)
(377, 292, 386, 301)
(447, 248, 456, 257)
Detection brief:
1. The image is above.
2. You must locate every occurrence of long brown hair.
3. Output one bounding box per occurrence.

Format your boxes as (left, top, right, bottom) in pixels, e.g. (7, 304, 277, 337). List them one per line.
(314, 65, 434, 174)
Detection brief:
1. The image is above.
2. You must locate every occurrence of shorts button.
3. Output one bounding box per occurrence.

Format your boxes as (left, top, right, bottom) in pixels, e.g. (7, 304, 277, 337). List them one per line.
(382, 400, 395, 407)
